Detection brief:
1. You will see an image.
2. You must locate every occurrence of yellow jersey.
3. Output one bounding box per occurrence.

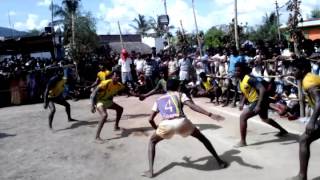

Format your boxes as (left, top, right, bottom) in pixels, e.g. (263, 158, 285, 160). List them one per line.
(97, 79, 125, 101)
(240, 75, 258, 103)
(302, 73, 320, 107)
(48, 78, 67, 98)
(97, 70, 111, 81)
(202, 78, 213, 91)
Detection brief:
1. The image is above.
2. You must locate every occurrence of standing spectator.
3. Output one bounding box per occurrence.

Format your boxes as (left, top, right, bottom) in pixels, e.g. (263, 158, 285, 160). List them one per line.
(118, 49, 133, 84)
(168, 55, 179, 80)
(178, 52, 192, 81)
(224, 48, 245, 107)
(143, 56, 156, 90)
(134, 52, 145, 76)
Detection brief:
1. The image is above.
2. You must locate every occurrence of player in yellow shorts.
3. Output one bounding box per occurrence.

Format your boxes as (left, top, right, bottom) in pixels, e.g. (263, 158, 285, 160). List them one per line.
(289, 59, 320, 180)
(43, 69, 77, 129)
(142, 79, 228, 178)
(90, 71, 138, 141)
(234, 62, 288, 147)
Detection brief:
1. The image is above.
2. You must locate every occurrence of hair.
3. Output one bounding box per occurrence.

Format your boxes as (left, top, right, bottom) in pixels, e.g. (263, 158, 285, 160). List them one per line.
(167, 79, 180, 91)
(291, 58, 311, 72)
(111, 70, 121, 77)
(199, 72, 207, 79)
(235, 61, 252, 74)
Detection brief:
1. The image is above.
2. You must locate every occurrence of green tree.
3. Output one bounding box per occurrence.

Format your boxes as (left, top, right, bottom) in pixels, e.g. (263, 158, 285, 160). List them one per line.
(130, 14, 151, 37)
(248, 13, 280, 43)
(310, 8, 320, 18)
(28, 29, 41, 36)
(50, 0, 98, 58)
(50, 0, 81, 45)
(204, 26, 226, 48)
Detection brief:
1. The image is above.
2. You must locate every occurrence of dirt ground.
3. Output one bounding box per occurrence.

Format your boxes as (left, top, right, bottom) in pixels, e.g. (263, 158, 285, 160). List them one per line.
(1, 96, 320, 180)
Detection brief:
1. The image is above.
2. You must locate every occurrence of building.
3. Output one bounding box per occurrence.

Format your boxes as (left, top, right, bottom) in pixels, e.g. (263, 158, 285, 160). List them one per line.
(99, 34, 152, 54)
(299, 18, 320, 40)
(281, 18, 320, 41)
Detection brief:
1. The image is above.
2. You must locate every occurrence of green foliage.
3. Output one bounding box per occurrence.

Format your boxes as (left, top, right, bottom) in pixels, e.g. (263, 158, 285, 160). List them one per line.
(310, 8, 320, 18)
(204, 27, 226, 48)
(28, 29, 41, 36)
(130, 14, 151, 36)
(248, 13, 280, 43)
(50, 0, 98, 59)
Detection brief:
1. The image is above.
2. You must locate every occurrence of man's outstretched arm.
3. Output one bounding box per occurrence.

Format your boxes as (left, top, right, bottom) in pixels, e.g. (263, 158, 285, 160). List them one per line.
(184, 101, 224, 121)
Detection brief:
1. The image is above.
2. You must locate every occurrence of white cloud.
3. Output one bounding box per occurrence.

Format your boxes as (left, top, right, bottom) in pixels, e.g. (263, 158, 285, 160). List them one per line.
(96, 0, 319, 34)
(14, 14, 49, 30)
(37, 0, 51, 7)
(7, 11, 17, 16)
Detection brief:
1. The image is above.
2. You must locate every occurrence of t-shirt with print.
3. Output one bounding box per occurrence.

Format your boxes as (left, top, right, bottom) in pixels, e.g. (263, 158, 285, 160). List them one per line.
(152, 92, 190, 120)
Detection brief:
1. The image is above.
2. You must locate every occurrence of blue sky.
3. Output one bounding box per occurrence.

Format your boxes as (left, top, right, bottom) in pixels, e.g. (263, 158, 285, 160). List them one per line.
(1, 0, 319, 34)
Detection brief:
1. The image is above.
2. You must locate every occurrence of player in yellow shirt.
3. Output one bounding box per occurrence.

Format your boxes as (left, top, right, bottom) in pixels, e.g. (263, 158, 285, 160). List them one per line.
(87, 64, 111, 90)
(199, 72, 222, 104)
(289, 59, 320, 180)
(90, 71, 138, 141)
(234, 62, 288, 147)
(43, 69, 76, 129)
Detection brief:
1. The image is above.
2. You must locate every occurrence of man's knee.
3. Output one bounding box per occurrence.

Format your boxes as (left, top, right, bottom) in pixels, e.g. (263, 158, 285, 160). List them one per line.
(261, 118, 270, 123)
(240, 113, 248, 122)
(50, 107, 56, 114)
(299, 134, 310, 146)
(118, 106, 124, 113)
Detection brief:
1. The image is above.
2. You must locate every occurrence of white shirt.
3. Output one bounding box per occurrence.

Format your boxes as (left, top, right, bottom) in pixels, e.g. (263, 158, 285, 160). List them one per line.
(134, 59, 145, 72)
(118, 58, 132, 73)
(168, 60, 179, 74)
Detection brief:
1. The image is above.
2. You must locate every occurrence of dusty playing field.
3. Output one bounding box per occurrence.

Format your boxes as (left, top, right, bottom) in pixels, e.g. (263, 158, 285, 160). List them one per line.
(1, 96, 320, 180)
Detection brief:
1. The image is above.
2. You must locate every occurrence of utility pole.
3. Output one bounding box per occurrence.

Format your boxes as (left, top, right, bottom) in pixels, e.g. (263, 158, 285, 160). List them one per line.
(275, 0, 281, 41)
(51, 0, 57, 60)
(7, 12, 14, 38)
(163, 0, 168, 15)
(192, 0, 202, 56)
(118, 21, 124, 50)
(234, 0, 239, 50)
(71, 0, 75, 50)
(287, 0, 304, 116)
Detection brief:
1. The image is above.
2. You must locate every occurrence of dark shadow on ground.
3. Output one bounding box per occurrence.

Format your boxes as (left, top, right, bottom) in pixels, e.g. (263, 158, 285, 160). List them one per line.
(0, 132, 16, 139)
(124, 114, 150, 119)
(106, 127, 154, 140)
(154, 149, 262, 177)
(106, 113, 150, 123)
(312, 176, 320, 180)
(249, 133, 300, 146)
(55, 121, 99, 132)
(194, 124, 222, 131)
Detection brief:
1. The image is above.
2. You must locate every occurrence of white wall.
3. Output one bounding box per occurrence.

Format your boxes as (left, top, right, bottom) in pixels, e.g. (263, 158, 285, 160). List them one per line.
(142, 37, 165, 52)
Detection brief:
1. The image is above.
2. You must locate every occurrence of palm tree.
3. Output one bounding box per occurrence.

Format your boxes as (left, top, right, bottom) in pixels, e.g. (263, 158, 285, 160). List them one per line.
(50, 0, 80, 45)
(130, 14, 151, 37)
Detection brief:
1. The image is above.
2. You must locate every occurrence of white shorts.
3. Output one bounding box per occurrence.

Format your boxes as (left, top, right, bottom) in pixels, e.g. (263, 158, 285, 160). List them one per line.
(156, 117, 195, 139)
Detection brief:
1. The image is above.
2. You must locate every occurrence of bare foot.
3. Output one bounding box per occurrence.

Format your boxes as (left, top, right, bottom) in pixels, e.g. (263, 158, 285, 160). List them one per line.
(275, 131, 288, 137)
(114, 126, 121, 131)
(141, 170, 154, 178)
(68, 118, 78, 122)
(286, 175, 305, 180)
(234, 141, 247, 148)
(95, 137, 105, 144)
(217, 160, 229, 169)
